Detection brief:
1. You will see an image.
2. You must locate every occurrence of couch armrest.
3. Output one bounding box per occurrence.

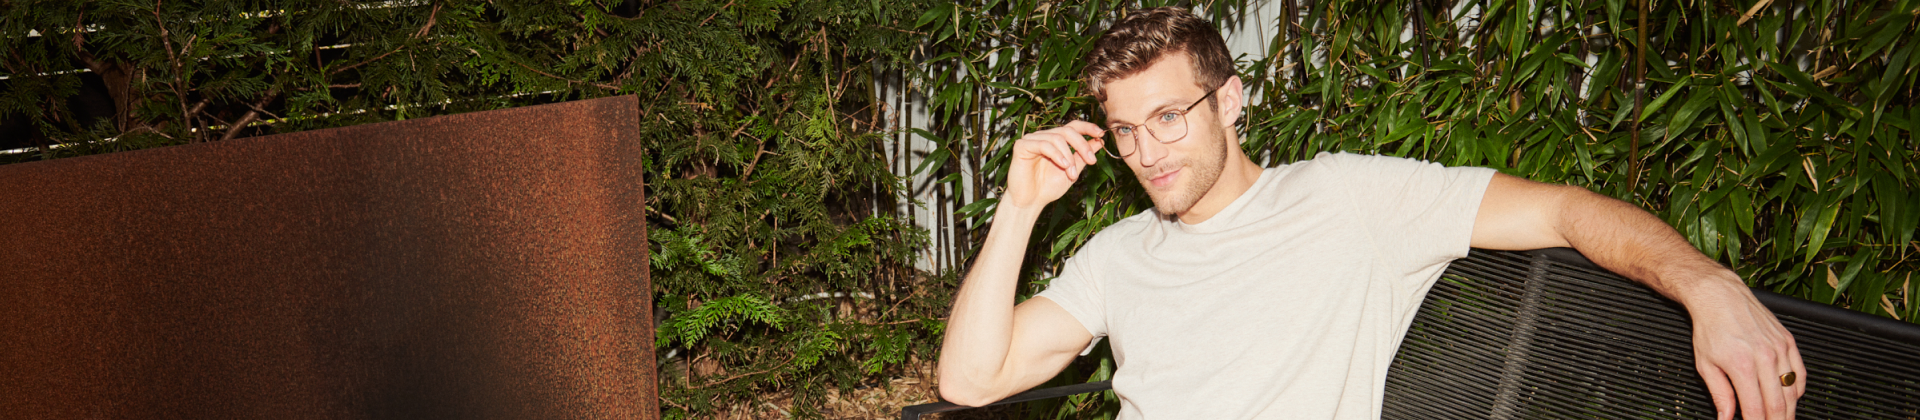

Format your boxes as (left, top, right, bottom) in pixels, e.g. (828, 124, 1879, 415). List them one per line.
(899, 380, 1112, 420)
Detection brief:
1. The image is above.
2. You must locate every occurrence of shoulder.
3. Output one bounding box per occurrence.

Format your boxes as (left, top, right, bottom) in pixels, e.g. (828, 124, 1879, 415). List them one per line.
(1086, 209, 1160, 245)
(1048, 210, 1157, 287)
(1060, 208, 1161, 261)
(1298, 151, 1431, 171)
(1259, 152, 1382, 189)
(1286, 152, 1491, 183)
(1267, 152, 1385, 183)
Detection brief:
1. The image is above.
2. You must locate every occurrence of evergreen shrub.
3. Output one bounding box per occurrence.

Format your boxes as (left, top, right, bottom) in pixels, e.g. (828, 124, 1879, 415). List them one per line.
(3, 1, 942, 417)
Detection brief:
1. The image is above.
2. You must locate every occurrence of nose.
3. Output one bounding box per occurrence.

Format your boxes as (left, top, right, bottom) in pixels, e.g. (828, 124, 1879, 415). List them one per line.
(1133, 130, 1170, 167)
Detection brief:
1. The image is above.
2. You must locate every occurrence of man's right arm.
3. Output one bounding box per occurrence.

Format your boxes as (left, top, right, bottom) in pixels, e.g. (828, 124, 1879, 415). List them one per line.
(936, 121, 1105, 407)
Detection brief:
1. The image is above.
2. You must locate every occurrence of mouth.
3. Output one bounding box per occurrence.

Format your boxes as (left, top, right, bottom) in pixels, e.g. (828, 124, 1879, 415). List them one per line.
(1147, 167, 1181, 188)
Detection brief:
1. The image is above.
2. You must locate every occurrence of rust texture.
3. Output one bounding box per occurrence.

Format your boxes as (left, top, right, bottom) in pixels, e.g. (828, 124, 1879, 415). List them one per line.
(0, 96, 656, 420)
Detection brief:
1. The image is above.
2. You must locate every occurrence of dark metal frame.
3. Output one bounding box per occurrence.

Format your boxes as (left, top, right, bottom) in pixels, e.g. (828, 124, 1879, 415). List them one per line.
(899, 381, 1114, 419)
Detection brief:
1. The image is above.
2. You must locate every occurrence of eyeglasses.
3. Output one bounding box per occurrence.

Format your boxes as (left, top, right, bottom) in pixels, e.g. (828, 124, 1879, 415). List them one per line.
(1104, 91, 1214, 158)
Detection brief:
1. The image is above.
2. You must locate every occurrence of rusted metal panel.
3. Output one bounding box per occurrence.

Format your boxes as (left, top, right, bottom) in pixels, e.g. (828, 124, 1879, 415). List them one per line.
(0, 96, 655, 420)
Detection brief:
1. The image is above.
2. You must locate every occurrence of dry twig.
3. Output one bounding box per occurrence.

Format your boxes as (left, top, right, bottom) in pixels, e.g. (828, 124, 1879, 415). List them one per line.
(221, 88, 280, 141)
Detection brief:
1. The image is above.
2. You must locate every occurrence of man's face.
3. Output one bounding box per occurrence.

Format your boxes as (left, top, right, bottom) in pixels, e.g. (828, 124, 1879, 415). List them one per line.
(1101, 52, 1231, 218)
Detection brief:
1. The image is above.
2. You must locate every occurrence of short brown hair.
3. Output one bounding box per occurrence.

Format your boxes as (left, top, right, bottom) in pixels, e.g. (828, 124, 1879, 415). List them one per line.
(1081, 7, 1235, 104)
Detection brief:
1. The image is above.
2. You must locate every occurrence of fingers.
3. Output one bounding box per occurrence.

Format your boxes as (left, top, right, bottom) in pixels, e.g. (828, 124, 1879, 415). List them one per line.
(1017, 122, 1104, 180)
(1063, 120, 1107, 140)
(1699, 362, 1737, 420)
(1751, 307, 1797, 420)
(1787, 332, 1806, 404)
(1726, 362, 1767, 420)
(1783, 329, 1805, 418)
(1768, 370, 1793, 420)
(1757, 356, 1788, 420)
(1689, 281, 1804, 420)
(1706, 342, 1795, 420)
(1045, 137, 1082, 180)
(1727, 341, 1795, 419)
(1740, 332, 1789, 420)
(1057, 121, 1103, 166)
(1020, 139, 1071, 181)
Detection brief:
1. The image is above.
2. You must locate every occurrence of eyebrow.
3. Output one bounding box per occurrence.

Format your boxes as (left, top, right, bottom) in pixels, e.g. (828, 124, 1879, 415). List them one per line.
(1105, 99, 1188, 127)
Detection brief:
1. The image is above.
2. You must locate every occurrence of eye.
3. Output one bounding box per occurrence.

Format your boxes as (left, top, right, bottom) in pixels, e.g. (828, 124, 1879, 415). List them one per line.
(1158, 112, 1180, 123)
(1114, 126, 1134, 135)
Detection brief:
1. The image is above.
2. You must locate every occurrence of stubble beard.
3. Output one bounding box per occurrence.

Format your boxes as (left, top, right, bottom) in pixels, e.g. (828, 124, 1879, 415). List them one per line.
(1147, 129, 1228, 220)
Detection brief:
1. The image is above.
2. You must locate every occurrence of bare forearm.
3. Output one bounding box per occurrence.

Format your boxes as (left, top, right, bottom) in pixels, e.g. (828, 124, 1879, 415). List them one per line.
(1560, 190, 1803, 419)
(937, 203, 1042, 396)
(935, 121, 1104, 405)
(1557, 190, 1744, 306)
(1482, 176, 1801, 418)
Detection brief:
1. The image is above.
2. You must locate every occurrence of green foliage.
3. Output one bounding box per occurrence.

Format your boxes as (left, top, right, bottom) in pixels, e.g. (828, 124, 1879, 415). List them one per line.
(1228, 0, 1919, 320)
(924, 0, 1920, 321)
(655, 292, 791, 348)
(5, 1, 940, 417)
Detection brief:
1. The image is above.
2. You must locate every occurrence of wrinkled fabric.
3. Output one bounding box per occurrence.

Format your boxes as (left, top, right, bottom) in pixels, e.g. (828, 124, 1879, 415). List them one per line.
(1037, 152, 1494, 420)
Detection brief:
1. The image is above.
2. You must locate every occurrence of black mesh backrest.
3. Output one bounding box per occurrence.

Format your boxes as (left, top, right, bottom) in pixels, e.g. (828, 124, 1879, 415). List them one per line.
(1384, 248, 1920, 419)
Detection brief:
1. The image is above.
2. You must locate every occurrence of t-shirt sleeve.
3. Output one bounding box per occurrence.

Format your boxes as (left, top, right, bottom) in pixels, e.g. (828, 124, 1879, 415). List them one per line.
(1034, 251, 1109, 341)
(1318, 152, 1495, 281)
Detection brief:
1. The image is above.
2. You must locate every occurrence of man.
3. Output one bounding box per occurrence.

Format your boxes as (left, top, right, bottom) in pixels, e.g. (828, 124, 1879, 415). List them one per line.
(935, 7, 1804, 420)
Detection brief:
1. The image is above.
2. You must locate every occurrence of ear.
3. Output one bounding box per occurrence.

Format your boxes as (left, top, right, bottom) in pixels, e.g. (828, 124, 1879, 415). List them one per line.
(1214, 75, 1245, 128)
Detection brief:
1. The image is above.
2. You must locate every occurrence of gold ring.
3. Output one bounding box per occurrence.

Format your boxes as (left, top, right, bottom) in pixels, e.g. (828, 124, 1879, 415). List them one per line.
(1780, 371, 1797, 387)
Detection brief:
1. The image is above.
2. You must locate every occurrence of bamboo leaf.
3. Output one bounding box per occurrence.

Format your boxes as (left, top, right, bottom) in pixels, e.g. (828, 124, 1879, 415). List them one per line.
(1034, 79, 1075, 90)
(1701, 201, 1725, 259)
(1509, 48, 1553, 88)
(1609, 91, 1638, 128)
(1741, 138, 1796, 182)
(912, 145, 949, 176)
(1876, 171, 1918, 246)
(1835, 250, 1878, 305)
(1664, 87, 1718, 142)
(1639, 78, 1690, 123)
(1732, 188, 1756, 235)
(1871, 43, 1913, 103)
(1802, 197, 1843, 268)
(915, 3, 950, 28)
(1719, 205, 1743, 265)
(1859, 13, 1913, 59)
(1763, 62, 1854, 111)
(1556, 52, 1593, 69)
(957, 197, 998, 218)
(1813, 265, 1841, 303)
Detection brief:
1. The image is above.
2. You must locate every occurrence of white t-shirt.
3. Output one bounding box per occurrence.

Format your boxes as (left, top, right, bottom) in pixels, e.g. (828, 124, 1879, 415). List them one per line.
(1035, 152, 1495, 419)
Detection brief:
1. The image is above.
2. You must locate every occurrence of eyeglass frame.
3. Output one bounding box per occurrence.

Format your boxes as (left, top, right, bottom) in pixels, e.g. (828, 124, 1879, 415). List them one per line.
(1102, 88, 1217, 159)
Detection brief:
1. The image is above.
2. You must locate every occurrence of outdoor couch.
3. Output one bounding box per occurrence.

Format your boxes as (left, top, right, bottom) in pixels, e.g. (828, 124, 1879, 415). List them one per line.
(903, 248, 1920, 419)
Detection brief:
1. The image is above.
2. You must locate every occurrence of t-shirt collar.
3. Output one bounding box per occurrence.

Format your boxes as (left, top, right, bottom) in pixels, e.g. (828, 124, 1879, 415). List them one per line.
(1172, 167, 1280, 234)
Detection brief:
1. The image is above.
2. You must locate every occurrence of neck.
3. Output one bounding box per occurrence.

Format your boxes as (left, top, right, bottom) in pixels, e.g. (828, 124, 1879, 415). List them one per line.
(1175, 147, 1262, 225)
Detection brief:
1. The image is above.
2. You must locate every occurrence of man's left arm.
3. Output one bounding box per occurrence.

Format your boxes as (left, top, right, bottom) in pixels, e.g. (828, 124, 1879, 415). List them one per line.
(1471, 173, 1805, 420)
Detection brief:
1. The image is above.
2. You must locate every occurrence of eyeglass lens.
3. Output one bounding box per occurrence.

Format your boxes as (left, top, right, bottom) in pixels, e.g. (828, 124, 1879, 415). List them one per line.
(1108, 113, 1189, 157)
